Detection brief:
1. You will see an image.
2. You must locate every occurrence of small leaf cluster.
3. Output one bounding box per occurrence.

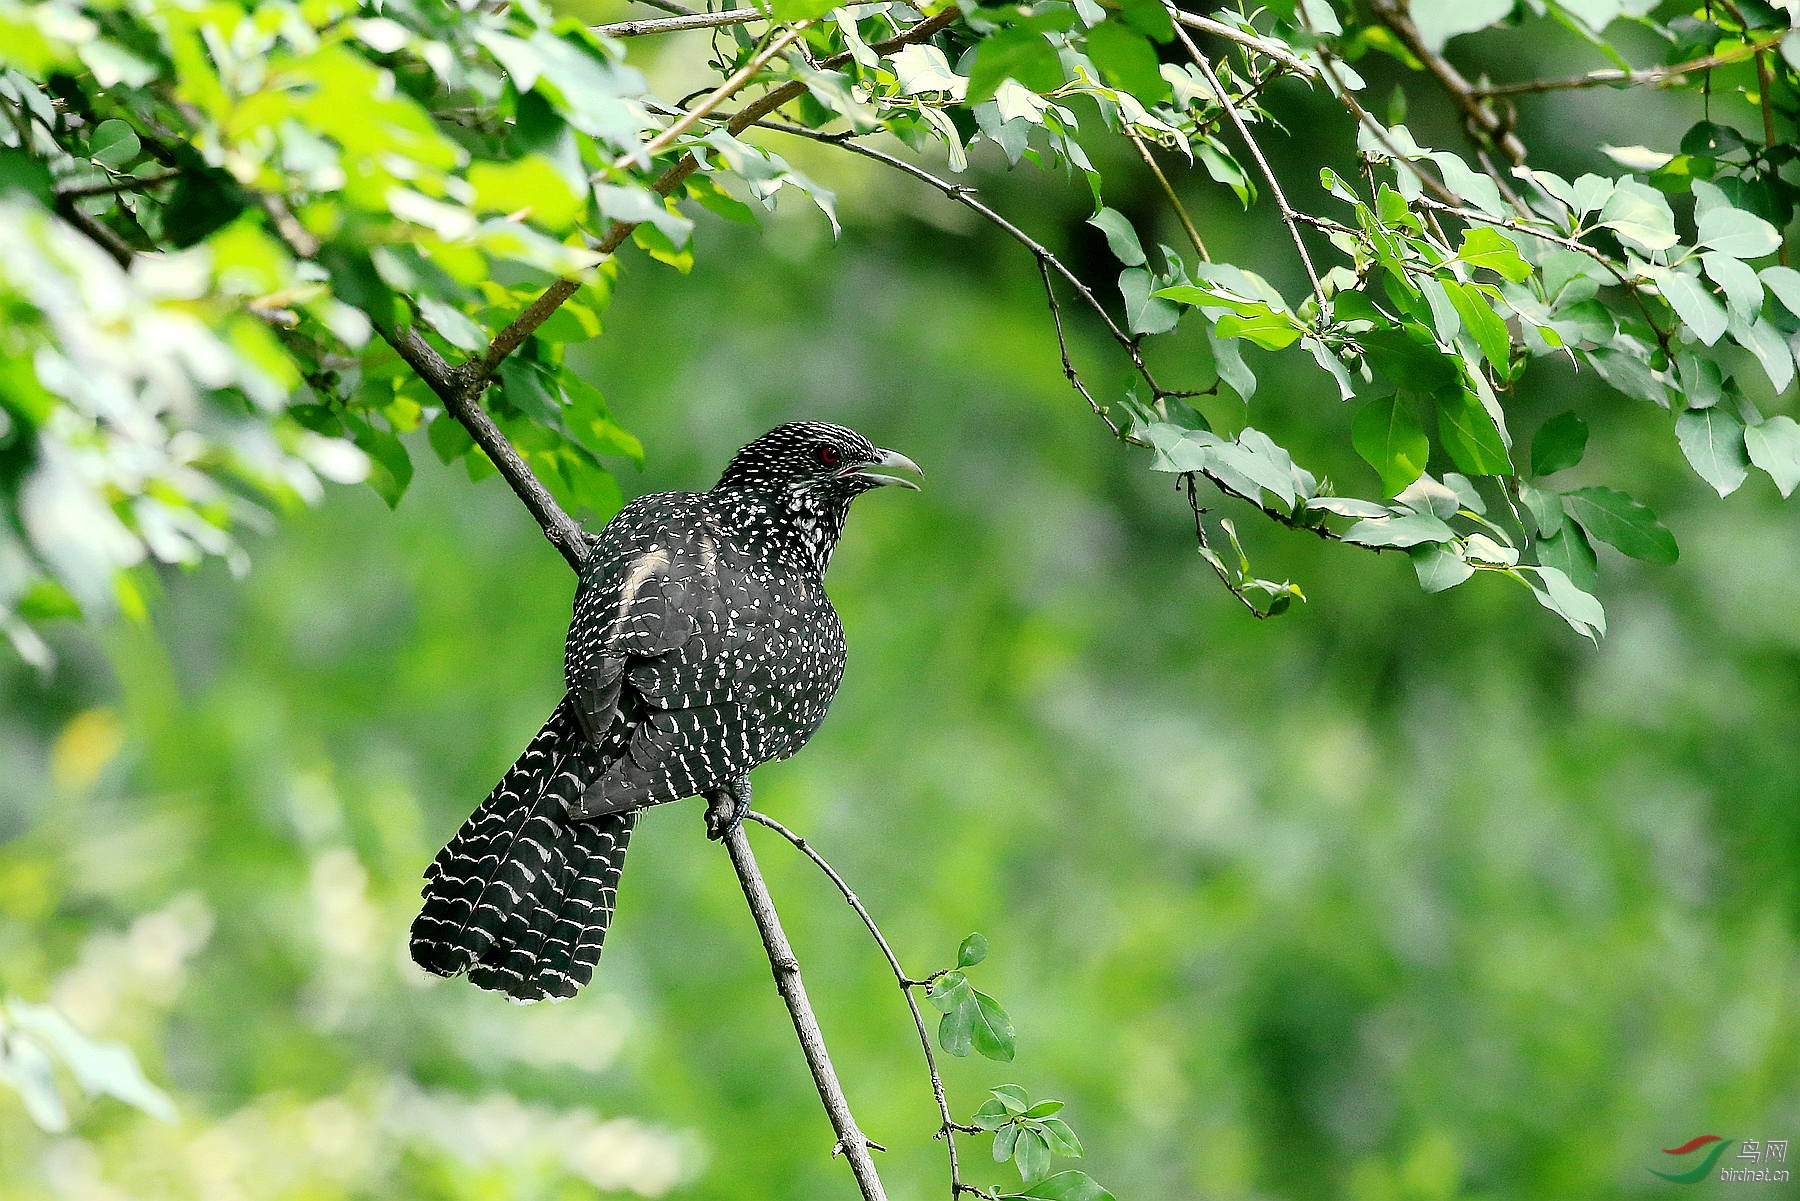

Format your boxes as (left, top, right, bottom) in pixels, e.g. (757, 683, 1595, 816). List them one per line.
(923, 936, 1114, 1200)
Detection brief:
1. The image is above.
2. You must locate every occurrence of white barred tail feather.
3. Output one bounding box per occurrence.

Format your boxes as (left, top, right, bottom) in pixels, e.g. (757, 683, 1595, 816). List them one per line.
(410, 695, 635, 1003)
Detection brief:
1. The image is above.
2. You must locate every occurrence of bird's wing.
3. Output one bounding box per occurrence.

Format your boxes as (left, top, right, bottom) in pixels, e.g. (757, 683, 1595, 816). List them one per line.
(564, 499, 792, 816)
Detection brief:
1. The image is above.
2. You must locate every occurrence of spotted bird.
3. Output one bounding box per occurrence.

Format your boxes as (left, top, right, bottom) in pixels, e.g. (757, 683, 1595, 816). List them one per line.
(409, 422, 922, 1002)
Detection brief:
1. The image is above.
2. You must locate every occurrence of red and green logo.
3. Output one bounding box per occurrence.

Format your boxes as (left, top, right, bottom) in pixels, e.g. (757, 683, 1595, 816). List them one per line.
(1653, 1135, 1735, 1183)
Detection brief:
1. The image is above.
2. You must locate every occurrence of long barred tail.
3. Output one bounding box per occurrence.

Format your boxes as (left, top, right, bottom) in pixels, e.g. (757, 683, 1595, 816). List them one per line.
(409, 696, 636, 1003)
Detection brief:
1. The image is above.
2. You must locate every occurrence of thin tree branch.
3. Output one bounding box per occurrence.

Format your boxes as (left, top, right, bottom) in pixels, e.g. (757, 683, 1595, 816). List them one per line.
(749, 119, 1206, 405)
(594, 7, 763, 38)
(462, 7, 961, 392)
(1127, 129, 1210, 262)
(1171, 10, 1318, 79)
(745, 812, 967, 1200)
(54, 196, 135, 268)
(1364, 0, 1527, 168)
(1170, 20, 1326, 316)
(53, 168, 181, 198)
(724, 822, 889, 1201)
(1470, 30, 1788, 97)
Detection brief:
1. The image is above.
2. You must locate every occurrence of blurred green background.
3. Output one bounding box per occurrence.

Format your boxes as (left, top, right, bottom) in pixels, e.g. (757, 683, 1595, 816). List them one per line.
(4, 7, 1800, 1200)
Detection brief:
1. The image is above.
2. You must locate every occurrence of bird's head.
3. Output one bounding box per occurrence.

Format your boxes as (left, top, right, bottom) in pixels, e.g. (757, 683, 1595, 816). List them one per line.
(712, 421, 921, 573)
(714, 421, 922, 501)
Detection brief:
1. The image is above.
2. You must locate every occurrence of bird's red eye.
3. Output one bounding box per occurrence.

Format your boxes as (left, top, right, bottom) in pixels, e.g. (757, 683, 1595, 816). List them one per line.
(817, 443, 841, 467)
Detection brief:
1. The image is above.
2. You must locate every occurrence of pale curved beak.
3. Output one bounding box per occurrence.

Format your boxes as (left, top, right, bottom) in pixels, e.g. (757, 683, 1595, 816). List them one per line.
(843, 447, 923, 490)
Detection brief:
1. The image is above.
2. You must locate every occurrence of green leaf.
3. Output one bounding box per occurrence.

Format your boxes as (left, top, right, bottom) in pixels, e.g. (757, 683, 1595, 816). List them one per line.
(1746, 415, 1800, 498)
(1344, 512, 1457, 548)
(1114, 0, 1175, 40)
(1443, 280, 1511, 370)
(1729, 316, 1795, 395)
(1014, 1128, 1051, 1182)
(1531, 411, 1588, 475)
(1002, 1170, 1116, 1201)
(468, 156, 582, 231)
(427, 412, 475, 465)
(1696, 204, 1781, 259)
(1119, 269, 1179, 335)
(1214, 306, 1303, 350)
(968, 27, 1064, 104)
(927, 970, 970, 1013)
(1455, 226, 1532, 283)
(88, 119, 140, 170)
(1675, 406, 1749, 497)
(995, 1123, 1021, 1162)
(771, 0, 841, 22)
(350, 420, 413, 508)
(1437, 386, 1513, 476)
(1087, 208, 1146, 267)
(974, 1099, 1011, 1130)
(938, 1005, 975, 1057)
(1653, 269, 1727, 346)
(1407, 0, 1512, 52)
(970, 990, 1016, 1062)
(1410, 542, 1474, 592)
(1598, 180, 1678, 253)
(1563, 486, 1678, 563)
(1516, 480, 1563, 537)
(1085, 22, 1171, 103)
(1529, 565, 1605, 642)
(1353, 395, 1429, 496)
(1761, 265, 1800, 320)
(1536, 512, 1598, 593)
(1701, 252, 1763, 318)
(991, 1084, 1032, 1113)
(1040, 1115, 1084, 1157)
(1674, 352, 1724, 409)
(958, 932, 989, 967)
(1024, 1099, 1065, 1118)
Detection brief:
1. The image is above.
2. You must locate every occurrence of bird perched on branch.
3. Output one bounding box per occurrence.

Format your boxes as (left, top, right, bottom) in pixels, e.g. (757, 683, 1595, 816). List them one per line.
(409, 421, 921, 1002)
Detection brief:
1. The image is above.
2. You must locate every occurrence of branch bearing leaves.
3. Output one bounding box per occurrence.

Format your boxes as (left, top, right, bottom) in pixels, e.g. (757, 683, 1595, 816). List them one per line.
(1531, 411, 1588, 476)
(1085, 22, 1171, 103)
(1563, 486, 1678, 563)
(1746, 415, 1800, 498)
(1353, 395, 1429, 496)
(1675, 405, 1749, 497)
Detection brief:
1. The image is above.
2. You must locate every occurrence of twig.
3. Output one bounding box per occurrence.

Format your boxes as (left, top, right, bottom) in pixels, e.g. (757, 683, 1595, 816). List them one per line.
(1185, 476, 1270, 618)
(53, 196, 134, 268)
(616, 22, 815, 169)
(745, 813, 967, 1200)
(1470, 30, 1788, 97)
(1127, 129, 1210, 262)
(594, 7, 762, 38)
(1039, 260, 1123, 438)
(750, 118, 1202, 405)
(1364, 0, 1527, 168)
(1170, 19, 1326, 315)
(463, 7, 961, 392)
(53, 168, 181, 198)
(724, 822, 889, 1201)
(1171, 10, 1318, 79)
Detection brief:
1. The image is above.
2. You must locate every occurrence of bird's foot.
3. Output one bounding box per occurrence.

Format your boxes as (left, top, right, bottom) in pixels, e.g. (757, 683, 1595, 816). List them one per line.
(703, 778, 751, 840)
